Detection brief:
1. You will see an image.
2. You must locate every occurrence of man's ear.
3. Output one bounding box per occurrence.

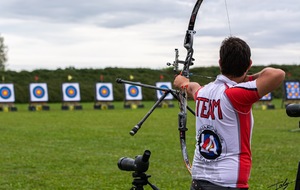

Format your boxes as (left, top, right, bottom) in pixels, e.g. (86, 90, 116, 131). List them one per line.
(245, 60, 252, 74)
(248, 59, 252, 70)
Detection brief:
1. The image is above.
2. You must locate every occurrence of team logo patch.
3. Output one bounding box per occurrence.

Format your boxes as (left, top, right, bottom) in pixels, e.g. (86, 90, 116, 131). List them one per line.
(128, 86, 139, 97)
(33, 86, 45, 99)
(99, 86, 110, 98)
(65, 86, 77, 98)
(198, 125, 225, 161)
(0, 87, 11, 99)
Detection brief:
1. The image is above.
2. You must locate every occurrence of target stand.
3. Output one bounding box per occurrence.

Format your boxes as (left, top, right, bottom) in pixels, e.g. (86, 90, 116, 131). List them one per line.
(0, 103, 17, 112)
(94, 101, 114, 110)
(94, 83, 115, 110)
(28, 83, 50, 111)
(0, 83, 17, 112)
(61, 83, 83, 110)
(157, 100, 174, 108)
(124, 100, 144, 109)
(28, 103, 50, 111)
(61, 102, 82, 110)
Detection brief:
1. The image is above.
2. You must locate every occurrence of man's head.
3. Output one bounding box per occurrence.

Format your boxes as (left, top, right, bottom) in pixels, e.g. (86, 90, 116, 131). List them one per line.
(219, 36, 252, 78)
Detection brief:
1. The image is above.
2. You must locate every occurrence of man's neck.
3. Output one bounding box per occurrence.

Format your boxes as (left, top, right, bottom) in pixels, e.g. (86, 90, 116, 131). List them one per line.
(226, 75, 245, 83)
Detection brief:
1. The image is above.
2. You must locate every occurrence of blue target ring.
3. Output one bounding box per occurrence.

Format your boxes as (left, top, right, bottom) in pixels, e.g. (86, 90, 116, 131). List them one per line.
(0, 87, 11, 99)
(33, 86, 45, 99)
(65, 86, 77, 98)
(128, 86, 139, 97)
(159, 85, 169, 95)
(99, 86, 110, 98)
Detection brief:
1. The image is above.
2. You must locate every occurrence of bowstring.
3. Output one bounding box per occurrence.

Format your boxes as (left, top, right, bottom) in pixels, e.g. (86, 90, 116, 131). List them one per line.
(224, 0, 232, 36)
(190, 74, 215, 79)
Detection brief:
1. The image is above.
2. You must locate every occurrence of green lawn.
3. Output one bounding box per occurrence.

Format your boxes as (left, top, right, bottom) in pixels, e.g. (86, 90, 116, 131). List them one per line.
(0, 100, 299, 189)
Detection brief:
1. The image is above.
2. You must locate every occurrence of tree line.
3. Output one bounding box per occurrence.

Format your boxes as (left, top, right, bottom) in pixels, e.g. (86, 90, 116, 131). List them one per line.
(0, 64, 299, 103)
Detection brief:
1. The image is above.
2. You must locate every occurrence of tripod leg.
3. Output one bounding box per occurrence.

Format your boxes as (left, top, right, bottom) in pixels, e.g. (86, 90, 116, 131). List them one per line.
(295, 162, 300, 190)
(148, 182, 160, 190)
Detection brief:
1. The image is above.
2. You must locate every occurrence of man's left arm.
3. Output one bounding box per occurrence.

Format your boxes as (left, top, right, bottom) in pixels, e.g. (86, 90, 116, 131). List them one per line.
(173, 75, 201, 98)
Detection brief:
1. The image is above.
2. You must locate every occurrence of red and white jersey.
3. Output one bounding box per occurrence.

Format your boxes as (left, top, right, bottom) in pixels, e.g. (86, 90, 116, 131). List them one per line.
(191, 75, 260, 188)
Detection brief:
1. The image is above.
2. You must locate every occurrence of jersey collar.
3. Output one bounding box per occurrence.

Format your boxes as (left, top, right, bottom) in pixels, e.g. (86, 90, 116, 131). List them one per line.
(216, 74, 237, 86)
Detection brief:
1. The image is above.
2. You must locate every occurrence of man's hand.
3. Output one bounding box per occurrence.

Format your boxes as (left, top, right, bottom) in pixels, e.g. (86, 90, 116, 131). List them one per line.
(173, 75, 190, 89)
(174, 75, 201, 98)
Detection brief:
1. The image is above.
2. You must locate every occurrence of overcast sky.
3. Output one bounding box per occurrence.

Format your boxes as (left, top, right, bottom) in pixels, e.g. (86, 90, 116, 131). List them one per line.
(0, 0, 299, 71)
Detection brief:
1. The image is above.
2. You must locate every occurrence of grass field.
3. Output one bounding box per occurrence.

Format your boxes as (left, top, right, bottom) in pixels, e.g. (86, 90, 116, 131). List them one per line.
(0, 100, 299, 190)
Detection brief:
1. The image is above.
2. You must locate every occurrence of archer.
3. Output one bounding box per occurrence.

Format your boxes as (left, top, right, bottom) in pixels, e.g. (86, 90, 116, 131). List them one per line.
(174, 37, 285, 190)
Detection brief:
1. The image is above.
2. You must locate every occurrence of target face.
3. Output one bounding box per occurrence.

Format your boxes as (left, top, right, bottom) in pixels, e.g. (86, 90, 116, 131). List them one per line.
(260, 92, 272, 101)
(284, 81, 300, 100)
(0, 84, 15, 102)
(125, 83, 142, 100)
(62, 83, 81, 101)
(0, 87, 11, 99)
(65, 86, 77, 98)
(100, 86, 110, 97)
(96, 83, 114, 101)
(30, 83, 48, 102)
(156, 82, 173, 100)
(33, 86, 45, 98)
(128, 86, 139, 97)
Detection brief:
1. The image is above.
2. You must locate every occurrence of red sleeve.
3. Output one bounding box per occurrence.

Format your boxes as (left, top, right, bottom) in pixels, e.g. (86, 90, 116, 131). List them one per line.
(225, 87, 260, 113)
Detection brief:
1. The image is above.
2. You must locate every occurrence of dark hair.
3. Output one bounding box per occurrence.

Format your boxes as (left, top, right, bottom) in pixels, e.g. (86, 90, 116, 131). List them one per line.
(219, 36, 251, 77)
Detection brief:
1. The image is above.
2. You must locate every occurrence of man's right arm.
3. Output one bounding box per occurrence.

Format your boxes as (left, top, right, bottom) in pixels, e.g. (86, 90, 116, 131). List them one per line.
(247, 67, 285, 97)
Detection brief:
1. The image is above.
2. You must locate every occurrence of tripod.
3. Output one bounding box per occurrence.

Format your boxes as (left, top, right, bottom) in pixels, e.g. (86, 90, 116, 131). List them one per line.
(130, 172, 159, 190)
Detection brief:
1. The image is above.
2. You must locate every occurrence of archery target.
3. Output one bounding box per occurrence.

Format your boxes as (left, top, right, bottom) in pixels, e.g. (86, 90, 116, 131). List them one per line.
(30, 83, 49, 102)
(62, 83, 81, 101)
(125, 83, 142, 100)
(284, 81, 300, 100)
(260, 92, 272, 101)
(156, 82, 173, 100)
(96, 83, 114, 101)
(0, 84, 15, 102)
